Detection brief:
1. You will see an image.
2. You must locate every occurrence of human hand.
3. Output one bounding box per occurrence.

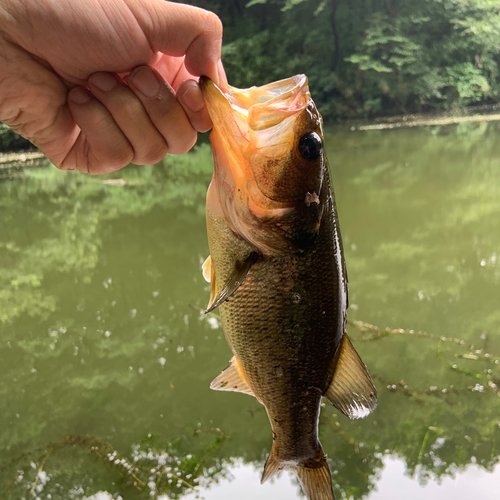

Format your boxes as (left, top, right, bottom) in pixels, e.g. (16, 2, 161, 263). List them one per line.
(0, 0, 226, 173)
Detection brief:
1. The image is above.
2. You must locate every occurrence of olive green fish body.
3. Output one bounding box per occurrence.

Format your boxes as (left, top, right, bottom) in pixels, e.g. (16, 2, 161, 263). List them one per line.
(208, 176, 344, 463)
(201, 75, 377, 500)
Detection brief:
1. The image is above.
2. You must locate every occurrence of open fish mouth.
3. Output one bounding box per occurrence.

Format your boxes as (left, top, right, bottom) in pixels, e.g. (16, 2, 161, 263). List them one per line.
(201, 74, 325, 255)
(200, 75, 311, 140)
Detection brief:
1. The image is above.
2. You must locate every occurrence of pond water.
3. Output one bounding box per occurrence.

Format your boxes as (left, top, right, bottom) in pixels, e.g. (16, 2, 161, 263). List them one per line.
(0, 121, 499, 500)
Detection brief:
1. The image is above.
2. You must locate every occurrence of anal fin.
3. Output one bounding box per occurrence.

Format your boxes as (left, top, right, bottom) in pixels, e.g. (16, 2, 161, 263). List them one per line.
(210, 356, 255, 397)
(325, 333, 377, 419)
(205, 252, 259, 313)
(261, 451, 282, 483)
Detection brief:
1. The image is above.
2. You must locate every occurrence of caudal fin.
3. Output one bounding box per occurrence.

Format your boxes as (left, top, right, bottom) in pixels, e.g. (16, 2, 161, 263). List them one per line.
(294, 459, 335, 500)
(261, 445, 335, 500)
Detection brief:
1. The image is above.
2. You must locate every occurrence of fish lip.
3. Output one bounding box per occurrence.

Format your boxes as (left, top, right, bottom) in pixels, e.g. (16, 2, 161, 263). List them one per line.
(199, 76, 234, 117)
(200, 74, 308, 106)
(201, 75, 310, 133)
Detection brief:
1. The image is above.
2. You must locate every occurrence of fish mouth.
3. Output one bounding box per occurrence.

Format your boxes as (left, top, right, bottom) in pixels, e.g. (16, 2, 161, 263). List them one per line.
(200, 75, 311, 142)
(201, 75, 320, 255)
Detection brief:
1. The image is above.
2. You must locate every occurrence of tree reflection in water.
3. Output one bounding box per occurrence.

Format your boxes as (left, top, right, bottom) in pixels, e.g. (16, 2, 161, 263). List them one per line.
(1, 123, 499, 499)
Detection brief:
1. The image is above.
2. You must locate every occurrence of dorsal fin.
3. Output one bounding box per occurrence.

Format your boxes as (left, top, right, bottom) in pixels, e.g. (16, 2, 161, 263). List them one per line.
(205, 252, 259, 313)
(324, 333, 377, 419)
(210, 356, 255, 396)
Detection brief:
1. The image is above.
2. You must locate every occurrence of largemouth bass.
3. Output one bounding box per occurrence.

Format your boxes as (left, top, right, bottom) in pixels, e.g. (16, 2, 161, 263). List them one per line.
(200, 75, 377, 500)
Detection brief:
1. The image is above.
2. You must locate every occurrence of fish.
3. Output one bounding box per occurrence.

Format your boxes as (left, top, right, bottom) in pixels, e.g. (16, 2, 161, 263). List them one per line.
(200, 74, 377, 500)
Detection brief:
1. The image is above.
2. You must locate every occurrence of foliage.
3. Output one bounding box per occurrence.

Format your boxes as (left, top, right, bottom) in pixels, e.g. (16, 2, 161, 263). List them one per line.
(3, 0, 500, 153)
(179, 0, 500, 119)
(0, 123, 35, 153)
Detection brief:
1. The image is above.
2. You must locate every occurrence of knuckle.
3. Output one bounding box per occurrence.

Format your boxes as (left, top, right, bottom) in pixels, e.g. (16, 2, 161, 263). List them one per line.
(136, 141, 168, 165)
(54, 161, 70, 171)
(113, 149, 135, 168)
(203, 11, 223, 37)
(116, 98, 143, 120)
(195, 117, 212, 134)
(94, 143, 134, 173)
(167, 131, 197, 155)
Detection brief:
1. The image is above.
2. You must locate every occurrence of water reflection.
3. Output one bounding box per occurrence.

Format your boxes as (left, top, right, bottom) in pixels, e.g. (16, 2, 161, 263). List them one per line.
(183, 459, 500, 500)
(0, 123, 499, 499)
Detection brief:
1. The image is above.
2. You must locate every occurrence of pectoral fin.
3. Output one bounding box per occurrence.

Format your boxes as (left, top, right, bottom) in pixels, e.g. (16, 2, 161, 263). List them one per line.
(205, 252, 259, 313)
(325, 333, 377, 419)
(210, 356, 255, 396)
(202, 255, 218, 311)
(202, 255, 212, 283)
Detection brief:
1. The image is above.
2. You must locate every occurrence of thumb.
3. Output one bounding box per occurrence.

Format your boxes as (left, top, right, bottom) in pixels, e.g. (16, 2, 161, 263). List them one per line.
(128, 0, 223, 85)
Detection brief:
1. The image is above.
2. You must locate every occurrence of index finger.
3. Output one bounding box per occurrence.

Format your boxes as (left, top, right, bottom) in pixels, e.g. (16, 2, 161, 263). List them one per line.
(130, 0, 223, 85)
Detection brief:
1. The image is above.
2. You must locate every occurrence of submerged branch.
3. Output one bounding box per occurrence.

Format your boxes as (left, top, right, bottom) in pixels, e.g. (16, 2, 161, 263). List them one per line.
(349, 319, 500, 367)
(350, 319, 467, 345)
(350, 319, 500, 399)
(29, 447, 54, 495)
(2, 428, 229, 497)
(372, 374, 464, 405)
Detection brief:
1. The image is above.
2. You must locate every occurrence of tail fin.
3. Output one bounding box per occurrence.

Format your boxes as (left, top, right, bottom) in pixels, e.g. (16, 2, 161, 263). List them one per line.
(261, 444, 335, 500)
(294, 460, 335, 500)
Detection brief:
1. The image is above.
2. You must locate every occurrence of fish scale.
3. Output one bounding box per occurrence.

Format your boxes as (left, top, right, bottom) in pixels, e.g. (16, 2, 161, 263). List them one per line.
(209, 181, 343, 459)
(201, 75, 377, 500)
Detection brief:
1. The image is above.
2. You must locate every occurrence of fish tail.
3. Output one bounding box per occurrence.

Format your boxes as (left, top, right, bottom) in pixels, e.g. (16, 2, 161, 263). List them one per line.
(261, 444, 335, 500)
(293, 459, 335, 500)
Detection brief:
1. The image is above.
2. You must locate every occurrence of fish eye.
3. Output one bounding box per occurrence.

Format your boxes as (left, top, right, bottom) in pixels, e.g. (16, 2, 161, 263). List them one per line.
(298, 132, 323, 160)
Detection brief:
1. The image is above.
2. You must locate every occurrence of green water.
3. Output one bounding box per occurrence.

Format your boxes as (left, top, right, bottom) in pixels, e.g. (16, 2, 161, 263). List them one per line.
(1, 121, 499, 500)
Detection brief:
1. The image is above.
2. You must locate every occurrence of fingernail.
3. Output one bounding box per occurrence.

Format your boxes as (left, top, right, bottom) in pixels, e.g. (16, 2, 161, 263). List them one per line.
(130, 66, 160, 98)
(217, 60, 228, 91)
(181, 81, 205, 112)
(90, 72, 117, 92)
(69, 87, 91, 104)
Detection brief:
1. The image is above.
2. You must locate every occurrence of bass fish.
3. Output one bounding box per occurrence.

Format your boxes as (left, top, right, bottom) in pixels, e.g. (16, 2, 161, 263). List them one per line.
(200, 75, 377, 500)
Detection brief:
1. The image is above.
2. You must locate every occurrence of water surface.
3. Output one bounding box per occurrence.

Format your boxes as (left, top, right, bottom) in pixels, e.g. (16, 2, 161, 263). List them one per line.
(1, 122, 499, 499)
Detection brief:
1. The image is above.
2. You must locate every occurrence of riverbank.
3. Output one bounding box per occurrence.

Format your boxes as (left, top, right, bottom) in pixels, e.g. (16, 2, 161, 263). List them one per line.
(0, 151, 44, 165)
(347, 103, 500, 131)
(3, 104, 500, 164)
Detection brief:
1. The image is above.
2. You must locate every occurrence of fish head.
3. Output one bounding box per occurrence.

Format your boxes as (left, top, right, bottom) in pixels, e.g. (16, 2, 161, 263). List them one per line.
(201, 75, 328, 255)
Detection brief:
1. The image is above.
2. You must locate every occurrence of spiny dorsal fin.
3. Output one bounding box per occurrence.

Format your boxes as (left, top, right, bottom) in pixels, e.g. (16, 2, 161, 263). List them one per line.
(324, 333, 377, 419)
(210, 356, 255, 396)
(205, 252, 259, 313)
(294, 460, 335, 500)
